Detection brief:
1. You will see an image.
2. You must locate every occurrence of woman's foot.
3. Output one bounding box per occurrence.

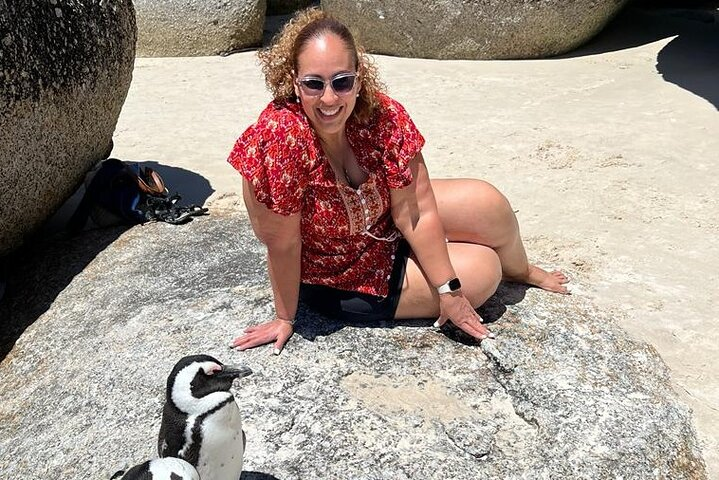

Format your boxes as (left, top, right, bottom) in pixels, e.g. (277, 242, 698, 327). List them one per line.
(513, 264, 570, 294)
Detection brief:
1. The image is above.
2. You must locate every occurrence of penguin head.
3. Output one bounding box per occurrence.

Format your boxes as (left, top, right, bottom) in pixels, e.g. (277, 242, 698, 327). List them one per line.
(166, 354, 252, 414)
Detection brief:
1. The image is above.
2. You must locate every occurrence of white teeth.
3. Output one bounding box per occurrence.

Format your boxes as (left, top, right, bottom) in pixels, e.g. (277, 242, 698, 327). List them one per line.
(319, 106, 340, 116)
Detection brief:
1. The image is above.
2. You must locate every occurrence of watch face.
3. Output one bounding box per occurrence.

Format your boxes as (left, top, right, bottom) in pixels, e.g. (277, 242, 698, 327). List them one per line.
(449, 278, 462, 291)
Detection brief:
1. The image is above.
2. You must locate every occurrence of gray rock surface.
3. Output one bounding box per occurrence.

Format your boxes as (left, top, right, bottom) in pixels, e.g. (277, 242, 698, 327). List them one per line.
(322, 0, 630, 59)
(0, 0, 136, 256)
(0, 209, 706, 479)
(134, 0, 266, 57)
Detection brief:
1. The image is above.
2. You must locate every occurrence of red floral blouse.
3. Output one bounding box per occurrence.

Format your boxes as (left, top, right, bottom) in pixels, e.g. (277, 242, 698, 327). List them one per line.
(227, 93, 425, 297)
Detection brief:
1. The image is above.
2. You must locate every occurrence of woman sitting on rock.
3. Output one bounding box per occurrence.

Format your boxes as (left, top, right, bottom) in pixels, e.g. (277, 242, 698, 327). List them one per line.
(227, 8, 568, 354)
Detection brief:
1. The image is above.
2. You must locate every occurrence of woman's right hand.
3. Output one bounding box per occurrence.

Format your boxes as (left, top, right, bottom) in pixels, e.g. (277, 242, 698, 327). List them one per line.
(230, 318, 294, 355)
(434, 291, 494, 341)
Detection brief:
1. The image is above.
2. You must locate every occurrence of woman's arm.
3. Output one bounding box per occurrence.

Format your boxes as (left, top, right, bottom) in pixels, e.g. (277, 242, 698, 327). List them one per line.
(231, 179, 301, 354)
(390, 153, 492, 340)
(390, 152, 454, 287)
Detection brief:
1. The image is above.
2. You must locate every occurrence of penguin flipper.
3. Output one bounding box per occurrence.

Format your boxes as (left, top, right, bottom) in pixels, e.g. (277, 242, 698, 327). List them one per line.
(158, 404, 186, 458)
(157, 419, 168, 457)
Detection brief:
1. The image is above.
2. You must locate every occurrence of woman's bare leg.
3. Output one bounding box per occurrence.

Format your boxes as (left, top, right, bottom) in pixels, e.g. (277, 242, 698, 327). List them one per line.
(431, 178, 569, 293)
(395, 242, 502, 319)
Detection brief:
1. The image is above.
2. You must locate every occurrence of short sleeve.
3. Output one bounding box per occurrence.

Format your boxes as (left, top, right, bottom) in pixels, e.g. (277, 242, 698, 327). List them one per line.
(378, 96, 425, 189)
(227, 104, 312, 216)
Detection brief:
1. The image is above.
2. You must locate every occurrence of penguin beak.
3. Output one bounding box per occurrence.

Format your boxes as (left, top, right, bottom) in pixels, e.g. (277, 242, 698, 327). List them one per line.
(217, 364, 253, 380)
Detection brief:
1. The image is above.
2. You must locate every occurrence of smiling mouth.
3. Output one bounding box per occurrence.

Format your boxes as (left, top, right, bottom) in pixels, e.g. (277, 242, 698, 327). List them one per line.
(318, 106, 341, 118)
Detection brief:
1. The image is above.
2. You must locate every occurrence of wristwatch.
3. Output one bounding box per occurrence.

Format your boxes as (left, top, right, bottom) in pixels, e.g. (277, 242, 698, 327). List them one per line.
(437, 277, 462, 294)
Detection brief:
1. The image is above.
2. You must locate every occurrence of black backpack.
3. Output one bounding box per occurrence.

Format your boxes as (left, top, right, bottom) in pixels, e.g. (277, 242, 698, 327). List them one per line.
(68, 158, 208, 231)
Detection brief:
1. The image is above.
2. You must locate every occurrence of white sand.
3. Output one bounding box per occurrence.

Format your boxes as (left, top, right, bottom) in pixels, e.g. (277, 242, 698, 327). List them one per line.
(112, 9, 719, 476)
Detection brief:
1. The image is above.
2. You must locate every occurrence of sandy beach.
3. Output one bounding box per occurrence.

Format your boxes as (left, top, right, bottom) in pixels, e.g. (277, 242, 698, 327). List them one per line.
(110, 7, 719, 476)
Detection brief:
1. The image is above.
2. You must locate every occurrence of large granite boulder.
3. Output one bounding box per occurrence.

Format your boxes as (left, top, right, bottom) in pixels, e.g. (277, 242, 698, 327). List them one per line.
(134, 0, 266, 57)
(322, 0, 630, 59)
(0, 207, 706, 478)
(0, 0, 136, 257)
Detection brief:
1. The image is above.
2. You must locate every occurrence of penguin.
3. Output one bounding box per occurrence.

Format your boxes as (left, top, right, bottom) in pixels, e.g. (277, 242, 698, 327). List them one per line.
(110, 457, 200, 480)
(158, 354, 252, 480)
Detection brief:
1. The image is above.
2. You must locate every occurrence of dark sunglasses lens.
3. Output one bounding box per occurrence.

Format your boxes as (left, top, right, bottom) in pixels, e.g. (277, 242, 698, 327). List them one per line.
(301, 79, 325, 92)
(332, 75, 355, 93)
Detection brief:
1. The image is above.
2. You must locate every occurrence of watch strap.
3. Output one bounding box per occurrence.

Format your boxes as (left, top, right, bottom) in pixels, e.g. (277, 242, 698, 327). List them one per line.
(437, 277, 461, 294)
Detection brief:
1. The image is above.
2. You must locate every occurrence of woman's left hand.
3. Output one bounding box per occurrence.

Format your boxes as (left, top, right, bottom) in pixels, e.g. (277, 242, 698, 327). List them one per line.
(434, 292, 494, 341)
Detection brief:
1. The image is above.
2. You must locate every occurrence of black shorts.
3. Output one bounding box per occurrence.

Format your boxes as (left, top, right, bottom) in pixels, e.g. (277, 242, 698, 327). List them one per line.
(299, 240, 411, 322)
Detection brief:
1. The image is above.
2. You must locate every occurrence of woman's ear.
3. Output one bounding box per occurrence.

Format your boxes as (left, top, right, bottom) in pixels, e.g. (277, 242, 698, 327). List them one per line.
(291, 71, 300, 99)
(356, 63, 364, 95)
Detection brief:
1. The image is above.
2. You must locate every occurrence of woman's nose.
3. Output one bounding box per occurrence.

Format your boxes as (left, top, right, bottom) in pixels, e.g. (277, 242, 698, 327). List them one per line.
(320, 83, 339, 103)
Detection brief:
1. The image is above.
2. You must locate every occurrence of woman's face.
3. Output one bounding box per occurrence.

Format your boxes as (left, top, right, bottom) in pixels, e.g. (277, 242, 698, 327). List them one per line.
(294, 33, 360, 141)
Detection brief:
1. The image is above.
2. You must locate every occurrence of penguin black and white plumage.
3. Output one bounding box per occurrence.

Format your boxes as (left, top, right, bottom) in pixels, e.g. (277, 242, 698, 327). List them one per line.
(110, 457, 200, 480)
(158, 354, 252, 480)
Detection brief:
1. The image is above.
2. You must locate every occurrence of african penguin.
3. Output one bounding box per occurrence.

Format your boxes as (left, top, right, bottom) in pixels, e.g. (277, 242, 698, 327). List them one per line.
(110, 457, 200, 480)
(158, 354, 252, 480)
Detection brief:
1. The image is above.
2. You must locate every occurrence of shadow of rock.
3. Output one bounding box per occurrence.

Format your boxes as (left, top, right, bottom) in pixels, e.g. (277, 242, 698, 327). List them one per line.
(554, 5, 718, 108)
(0, 226, 128, 362)
(555, 5, 716, 57)
(1, 160, 212, 362)
(657, 24, 719, 109)
(557, 7, 679, 57)
(136, 161, 215, 207)
(262, 13, 294, 46)
(262, 1, 320, 47)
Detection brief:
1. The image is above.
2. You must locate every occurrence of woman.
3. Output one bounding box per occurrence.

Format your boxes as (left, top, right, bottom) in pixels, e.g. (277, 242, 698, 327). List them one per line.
(228, 9, 568, 355)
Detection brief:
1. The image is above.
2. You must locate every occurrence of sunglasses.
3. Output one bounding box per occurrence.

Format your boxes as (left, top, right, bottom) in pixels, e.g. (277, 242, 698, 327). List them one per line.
(296, 72, 358, 96)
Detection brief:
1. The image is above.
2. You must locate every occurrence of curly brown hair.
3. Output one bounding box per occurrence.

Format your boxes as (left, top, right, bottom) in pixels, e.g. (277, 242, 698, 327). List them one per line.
(258, 7, 385, 124)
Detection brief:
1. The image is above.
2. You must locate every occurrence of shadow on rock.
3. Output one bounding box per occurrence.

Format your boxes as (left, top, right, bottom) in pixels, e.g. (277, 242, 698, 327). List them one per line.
(556, 5, 719, 109)
(294, 280, 529, 346)
(0, 226, 128, 361)
(479, 280, 529, 323)
(293, 304, 430, 341)
(241, 471, 282, 480)
(0, 159, 215, 361)
(442, 281, 529, 345)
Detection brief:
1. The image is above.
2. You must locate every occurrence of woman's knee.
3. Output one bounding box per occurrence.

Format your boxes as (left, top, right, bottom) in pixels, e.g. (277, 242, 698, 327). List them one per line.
(474, 180, 515, 222)
(453, 245, 502, 307)
(445, 178, 508, 205)
(435, 179, 516, 234)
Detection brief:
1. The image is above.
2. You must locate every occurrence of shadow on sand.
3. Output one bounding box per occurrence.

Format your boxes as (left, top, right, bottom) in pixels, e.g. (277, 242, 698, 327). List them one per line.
(137, 160, 215, 207)
(557, 5, 719, 109)
(0, 161, 213, 362)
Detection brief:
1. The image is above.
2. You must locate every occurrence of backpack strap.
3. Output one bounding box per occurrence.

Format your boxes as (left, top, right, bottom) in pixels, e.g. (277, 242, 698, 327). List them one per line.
(141, 194, 208, 225)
